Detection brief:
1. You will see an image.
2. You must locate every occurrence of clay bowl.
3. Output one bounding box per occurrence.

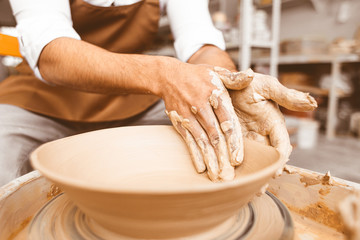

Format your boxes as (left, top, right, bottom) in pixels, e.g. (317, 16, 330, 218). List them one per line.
(31, 125, 282, 239)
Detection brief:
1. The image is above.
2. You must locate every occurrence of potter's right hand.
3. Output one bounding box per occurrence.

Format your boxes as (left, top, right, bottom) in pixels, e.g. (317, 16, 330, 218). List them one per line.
(158, 60, 253, 182)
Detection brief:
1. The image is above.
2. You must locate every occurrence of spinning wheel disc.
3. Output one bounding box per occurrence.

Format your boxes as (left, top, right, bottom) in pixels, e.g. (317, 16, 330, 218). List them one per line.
(28, 192, 293, 240)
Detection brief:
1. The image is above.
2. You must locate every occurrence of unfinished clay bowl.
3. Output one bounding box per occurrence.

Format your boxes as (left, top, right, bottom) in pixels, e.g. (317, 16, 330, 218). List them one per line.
(30, 125, 282, 239)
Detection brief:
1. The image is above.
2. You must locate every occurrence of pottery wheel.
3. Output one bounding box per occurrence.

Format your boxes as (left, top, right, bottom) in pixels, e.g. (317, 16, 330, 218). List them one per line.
(28, 191, 293, 240)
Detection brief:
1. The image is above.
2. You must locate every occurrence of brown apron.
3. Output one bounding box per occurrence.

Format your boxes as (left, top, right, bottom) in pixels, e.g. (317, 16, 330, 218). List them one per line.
(0, 0, 160, 122)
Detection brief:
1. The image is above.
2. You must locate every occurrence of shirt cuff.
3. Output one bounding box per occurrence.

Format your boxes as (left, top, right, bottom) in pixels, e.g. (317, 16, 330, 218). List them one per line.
(174, 26, 225, 62)
(18, 26, 80, 82)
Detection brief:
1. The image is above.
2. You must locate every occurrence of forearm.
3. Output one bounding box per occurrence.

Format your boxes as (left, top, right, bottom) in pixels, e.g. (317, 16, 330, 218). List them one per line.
(38, 37, 175, 96)
(187, 45, 236, 71)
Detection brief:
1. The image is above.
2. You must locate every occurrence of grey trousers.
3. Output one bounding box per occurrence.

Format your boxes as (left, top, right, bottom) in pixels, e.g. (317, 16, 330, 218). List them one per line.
(0, 101, 171, 187)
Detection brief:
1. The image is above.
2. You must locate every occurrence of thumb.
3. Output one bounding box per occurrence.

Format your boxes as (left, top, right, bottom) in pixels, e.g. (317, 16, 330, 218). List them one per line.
(213, 67, 254, 90)
(267, 78, 318, 111)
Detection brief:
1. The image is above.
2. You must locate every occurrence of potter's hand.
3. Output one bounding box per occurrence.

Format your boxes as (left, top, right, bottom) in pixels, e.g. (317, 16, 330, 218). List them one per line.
(229, 72, 317, 163)
(163, 63, 253, 182)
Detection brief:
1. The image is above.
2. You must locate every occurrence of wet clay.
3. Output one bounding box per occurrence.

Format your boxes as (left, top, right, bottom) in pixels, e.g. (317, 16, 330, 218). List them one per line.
(300, 171, 334, 187)
(269, 165, 360, 239)
(7, 216, 32, 240)
(47, 184, 62, 200)
(30, 125, 282, 239)
(292, 213, 346, 240)
(286, 201, 345, 232)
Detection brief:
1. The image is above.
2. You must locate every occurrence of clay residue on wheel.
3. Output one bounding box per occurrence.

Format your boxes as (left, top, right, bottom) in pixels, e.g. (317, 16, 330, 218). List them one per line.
(300, 176, 321, 187)
(300, 172, 338, 187)
(285, 201, 345, 233)
(7, 216, 32, 240)
(318, 187, 331, 196)
(47, 184, 62, 200)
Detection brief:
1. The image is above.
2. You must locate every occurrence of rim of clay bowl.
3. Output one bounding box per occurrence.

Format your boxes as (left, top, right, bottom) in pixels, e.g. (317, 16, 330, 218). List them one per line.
(30, 127, 284, 195)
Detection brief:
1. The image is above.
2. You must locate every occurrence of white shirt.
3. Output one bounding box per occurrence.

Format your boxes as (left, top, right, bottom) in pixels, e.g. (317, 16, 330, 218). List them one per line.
(9, 0, 225, 80)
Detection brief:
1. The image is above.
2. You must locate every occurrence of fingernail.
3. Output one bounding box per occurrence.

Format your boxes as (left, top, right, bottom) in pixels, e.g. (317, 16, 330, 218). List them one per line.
(208, 172, 220, 182)
(190, 106, 198, 114)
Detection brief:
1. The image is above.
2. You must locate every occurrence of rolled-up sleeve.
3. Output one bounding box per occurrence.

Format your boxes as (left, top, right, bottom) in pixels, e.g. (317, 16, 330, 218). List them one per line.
(166, 0, 225, 62)
(9, 0, 80, 80)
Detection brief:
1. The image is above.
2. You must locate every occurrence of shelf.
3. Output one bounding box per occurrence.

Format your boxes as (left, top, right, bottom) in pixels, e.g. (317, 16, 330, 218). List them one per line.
(226, 40, 273, 50)
(248, 52, 360, 140)
(255, 0, 309, 9)
(251, 53, 360, 65)
(284, 84, 351, 98)
(252, 40, 273, 48)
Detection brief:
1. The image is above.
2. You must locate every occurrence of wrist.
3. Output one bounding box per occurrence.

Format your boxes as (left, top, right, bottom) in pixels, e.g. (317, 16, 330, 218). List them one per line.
(152, 56, 184, 98)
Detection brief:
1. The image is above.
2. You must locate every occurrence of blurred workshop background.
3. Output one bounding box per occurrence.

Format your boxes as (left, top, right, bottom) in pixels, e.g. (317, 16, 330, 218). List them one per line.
(1, 0, 359, 182)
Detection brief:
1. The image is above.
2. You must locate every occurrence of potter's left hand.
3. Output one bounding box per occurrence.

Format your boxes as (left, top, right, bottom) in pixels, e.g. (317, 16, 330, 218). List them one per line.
(229, 72, 317, 163)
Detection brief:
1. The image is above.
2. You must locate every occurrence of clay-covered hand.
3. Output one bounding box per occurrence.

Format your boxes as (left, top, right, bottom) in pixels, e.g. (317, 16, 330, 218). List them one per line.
(229, 72, 317, 163)
(163, 63, 253, 182)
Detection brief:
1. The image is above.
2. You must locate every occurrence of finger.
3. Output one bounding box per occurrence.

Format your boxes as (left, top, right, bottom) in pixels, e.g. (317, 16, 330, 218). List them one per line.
(208, 83, 244, 167)
(268, 121, 292, 178)
(245, 130, 284, 177)
(212, 94, 244, 166)
(187, 120, 221, 182)
(166, 110, 206, 173)
(245, 131, 270, 146)
(263, 76, 318, 111)
(213, 67, 254, 90)
(275, 88, 317, 111)
(167, 110, 221, 182)
(268, 119, 292, 161)
(195, 105, 235, 181)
